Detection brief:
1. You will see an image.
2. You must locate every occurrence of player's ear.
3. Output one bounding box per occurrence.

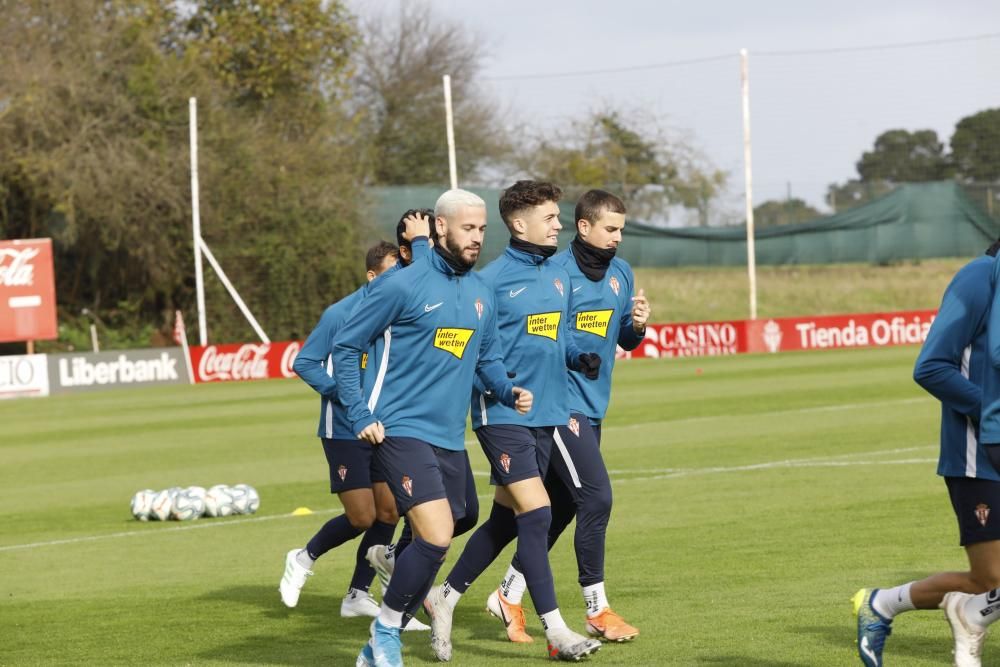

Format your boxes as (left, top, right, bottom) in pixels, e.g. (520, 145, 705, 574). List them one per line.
(435, 215, 447, 239)
(366, 269, 376, 282)
(577, 218, 591, 238)
(511, 216, 527, 236)
(399, 245, 411, 262)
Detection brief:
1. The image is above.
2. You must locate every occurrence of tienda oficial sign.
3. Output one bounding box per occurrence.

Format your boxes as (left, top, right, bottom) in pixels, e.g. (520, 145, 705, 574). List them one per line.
(617, 309, 936, 359)
(0, 238, 57, 343)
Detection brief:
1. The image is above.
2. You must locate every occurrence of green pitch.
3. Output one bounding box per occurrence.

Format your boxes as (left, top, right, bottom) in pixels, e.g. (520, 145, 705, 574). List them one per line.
(0, 347, 973, 665)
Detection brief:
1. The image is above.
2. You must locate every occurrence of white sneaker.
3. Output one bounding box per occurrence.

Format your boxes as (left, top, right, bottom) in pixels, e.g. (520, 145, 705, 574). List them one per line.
(404, 616, 431, 632)
(341, 589, 381, 618)
(366, 544, 395, 592)
(425, 585, 454, 661)
(545, 627, 602, 661)
(942, 592, 987, 667)
(279, 549, 313, 608)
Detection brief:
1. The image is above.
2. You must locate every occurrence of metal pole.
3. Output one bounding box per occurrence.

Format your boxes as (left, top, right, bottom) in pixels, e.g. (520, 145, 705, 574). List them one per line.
(90, 324, 99, 353)
(740, 49, 758, 321)
(189, 97, 208, 345)
(443, 75, 458, 190)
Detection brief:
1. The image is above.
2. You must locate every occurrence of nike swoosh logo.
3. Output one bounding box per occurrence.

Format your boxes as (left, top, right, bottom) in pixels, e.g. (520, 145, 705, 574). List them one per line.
(573, 286, 583, 293)
(498, 602, 511, 627)
(424, 302, 443, 312)
(509, 287, 527, 298)
(860, 636, 878, 664)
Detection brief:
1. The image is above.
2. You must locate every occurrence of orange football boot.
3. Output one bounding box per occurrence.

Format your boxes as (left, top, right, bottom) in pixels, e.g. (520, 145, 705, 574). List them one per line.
(486, 588, 533, 643)
(586, 607, 640, 642)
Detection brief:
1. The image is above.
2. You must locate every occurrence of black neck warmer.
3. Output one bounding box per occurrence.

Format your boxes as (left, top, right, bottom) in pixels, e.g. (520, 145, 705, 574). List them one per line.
(434, 244, 472, 275)
(571, 235, 616, 281)
(510, 236, 557, 260)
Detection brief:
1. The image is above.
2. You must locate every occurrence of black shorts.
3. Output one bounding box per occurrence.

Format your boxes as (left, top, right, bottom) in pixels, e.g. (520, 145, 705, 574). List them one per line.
(322, 438, 384, 493)
(946, 476, 1000, 546)
(374, 436, 471, 519)
(476, 424, 554, 486)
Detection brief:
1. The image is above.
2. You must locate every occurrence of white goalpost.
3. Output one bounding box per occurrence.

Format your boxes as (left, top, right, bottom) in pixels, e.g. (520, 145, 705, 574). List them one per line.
(740, 49, 759, 321)
(188, 97, 271, 345)
(442, 75, 458, 190)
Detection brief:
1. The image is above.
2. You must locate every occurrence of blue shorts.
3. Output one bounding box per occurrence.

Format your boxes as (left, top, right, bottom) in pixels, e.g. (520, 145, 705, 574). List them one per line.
(548, 413, 610, 502)
(475, 424, 554, 486)
(322, 438, 384, 493)
(374, 436, 471, 519)
(946, 476, 1000, 546)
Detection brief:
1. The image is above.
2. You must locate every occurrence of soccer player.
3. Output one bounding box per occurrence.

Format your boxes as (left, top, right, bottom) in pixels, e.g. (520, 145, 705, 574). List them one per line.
(485, 189, 649, 644)
(853, 239, 1000, 667)
(280, 215, 433, 619)
(333, 189, 532, 667)
(423, 180, 603, 662)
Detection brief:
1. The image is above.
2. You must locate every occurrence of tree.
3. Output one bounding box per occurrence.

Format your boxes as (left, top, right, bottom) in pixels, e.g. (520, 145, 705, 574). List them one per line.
(351, 1, 510, 185)
(951, 108, 1000, 183)
(752, 199, 822, 227)
(521, 110, 728, 226)
(856, 129, 953, 183)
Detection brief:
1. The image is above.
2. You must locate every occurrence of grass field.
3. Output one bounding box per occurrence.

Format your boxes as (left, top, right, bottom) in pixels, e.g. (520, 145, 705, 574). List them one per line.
(0, 346, 985, 665)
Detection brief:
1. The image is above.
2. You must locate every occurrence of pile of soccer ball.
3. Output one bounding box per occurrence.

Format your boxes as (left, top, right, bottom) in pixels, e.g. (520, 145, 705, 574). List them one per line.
(130, 484, 260, 521)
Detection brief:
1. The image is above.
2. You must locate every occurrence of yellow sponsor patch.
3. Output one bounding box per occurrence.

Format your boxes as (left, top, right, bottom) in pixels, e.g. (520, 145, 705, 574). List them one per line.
(526, 312, 561, 340)
(361, 353, 368, 369)
(575, 309, 613, 338)
(434, 327, 474, 359)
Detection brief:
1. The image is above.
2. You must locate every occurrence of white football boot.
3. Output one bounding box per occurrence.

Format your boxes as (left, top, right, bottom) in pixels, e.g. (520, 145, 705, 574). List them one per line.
(279, 549, 313, 608)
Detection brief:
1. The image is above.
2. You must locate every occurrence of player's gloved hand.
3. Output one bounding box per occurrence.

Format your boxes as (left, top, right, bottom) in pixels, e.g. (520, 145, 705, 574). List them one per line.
(578, 353, 601, 380)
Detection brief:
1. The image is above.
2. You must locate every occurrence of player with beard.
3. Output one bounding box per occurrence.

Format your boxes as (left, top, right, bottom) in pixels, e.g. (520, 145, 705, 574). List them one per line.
(334, 189, 533, 667)
(483, 188, 649, 645)
(424, 180, 603, 662)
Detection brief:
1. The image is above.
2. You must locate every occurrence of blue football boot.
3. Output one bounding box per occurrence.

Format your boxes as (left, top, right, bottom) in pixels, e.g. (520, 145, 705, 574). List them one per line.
(853, 588, 892, 667)
(372, 619, 403, 667)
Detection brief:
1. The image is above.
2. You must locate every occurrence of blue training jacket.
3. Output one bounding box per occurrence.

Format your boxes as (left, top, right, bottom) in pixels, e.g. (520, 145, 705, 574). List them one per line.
(915, 253, 998, 480)
(333, 249, 516, 451)
(552, 247, 644, 423)
(471, 245, 586, 429)
(293, 239, 428, 440)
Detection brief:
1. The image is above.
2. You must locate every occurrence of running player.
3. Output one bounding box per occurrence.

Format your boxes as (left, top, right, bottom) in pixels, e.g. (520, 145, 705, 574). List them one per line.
(486, 188, 649, 644)
(853, 239, 1000, 667)
(334, 189, 532, 667)
(424, 180, 603, 662)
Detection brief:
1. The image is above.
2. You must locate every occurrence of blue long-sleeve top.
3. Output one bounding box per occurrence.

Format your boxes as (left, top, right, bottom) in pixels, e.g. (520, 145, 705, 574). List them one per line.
(293, 239, 429, 440)
(916, 253, 997, 479)
(551, 248, 644, 423)
(332, 248, 516, 451)
(471, 245, 587, 429)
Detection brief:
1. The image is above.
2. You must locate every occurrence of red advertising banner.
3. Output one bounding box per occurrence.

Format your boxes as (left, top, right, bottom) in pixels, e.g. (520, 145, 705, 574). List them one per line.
(617, 309, 936, 359)
(0, 238, 58, 342)
(188, 341, 301, 383)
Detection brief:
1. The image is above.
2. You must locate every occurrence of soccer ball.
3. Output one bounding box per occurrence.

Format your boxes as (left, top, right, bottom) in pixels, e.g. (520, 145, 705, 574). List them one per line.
(150, 489, 174, 521)
(171, 489, 206, 521)
(185, 486, 207, 500)
(204, 486, 235, 518)
(130, 489, 157, 521)
(232, 483, 259, 514)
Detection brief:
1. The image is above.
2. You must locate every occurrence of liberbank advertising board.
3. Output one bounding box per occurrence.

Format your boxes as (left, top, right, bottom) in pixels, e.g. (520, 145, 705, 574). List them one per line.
(47, 348, 190, 394)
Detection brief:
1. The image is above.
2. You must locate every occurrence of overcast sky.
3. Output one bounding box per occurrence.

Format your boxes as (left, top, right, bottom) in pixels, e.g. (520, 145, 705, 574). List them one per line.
(355, 1, 1000, 220)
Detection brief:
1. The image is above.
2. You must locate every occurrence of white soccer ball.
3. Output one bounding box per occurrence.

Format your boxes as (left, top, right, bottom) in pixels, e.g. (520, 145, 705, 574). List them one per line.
(130, 489, 157, 521)
(170, 489, 206, 521)
(166, 486, 183, 501)
(204, 486, 235, 518)
(232, 484, 259, 514)
(185, 486, 207, 500)
(150, 489, 174, 521)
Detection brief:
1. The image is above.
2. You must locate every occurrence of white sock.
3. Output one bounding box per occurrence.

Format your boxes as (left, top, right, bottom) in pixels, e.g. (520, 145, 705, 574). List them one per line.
(441, 581, 463, 610)
(378, 604, 404, 628)
(582, 582, 610, 617)
(963, 589, 1000, 629)
(295, 548, 315, 570)
(345, 587, 369, 600)
(872, 583, 915, 619)
(540, 608, 568, 634)
(500, 565, 527, 605)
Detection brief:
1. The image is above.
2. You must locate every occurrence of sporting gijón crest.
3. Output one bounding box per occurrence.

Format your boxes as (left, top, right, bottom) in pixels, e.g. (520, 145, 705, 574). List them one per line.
(338, 465, 348, 482)
(608, 276, 620, 296)
(402, 475, 413, 497)
(553, 278, 564, 297)
(499, 453, 512, 474)
(475, 298, 484, 320)
(976, 503, 991, 527)
(567, 417, 580, 437)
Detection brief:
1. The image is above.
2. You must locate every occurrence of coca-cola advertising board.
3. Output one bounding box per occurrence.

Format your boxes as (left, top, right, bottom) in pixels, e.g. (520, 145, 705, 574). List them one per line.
(189, 341, 301, 383)
(0, 238, 57, 342)
(617, 309, 936, 358)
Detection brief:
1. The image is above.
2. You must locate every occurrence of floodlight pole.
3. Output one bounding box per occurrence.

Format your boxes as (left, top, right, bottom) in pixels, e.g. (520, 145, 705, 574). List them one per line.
(740, 49, 758, 321)
(189, 97, 208, 345)
(443, 75, 458, 189)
